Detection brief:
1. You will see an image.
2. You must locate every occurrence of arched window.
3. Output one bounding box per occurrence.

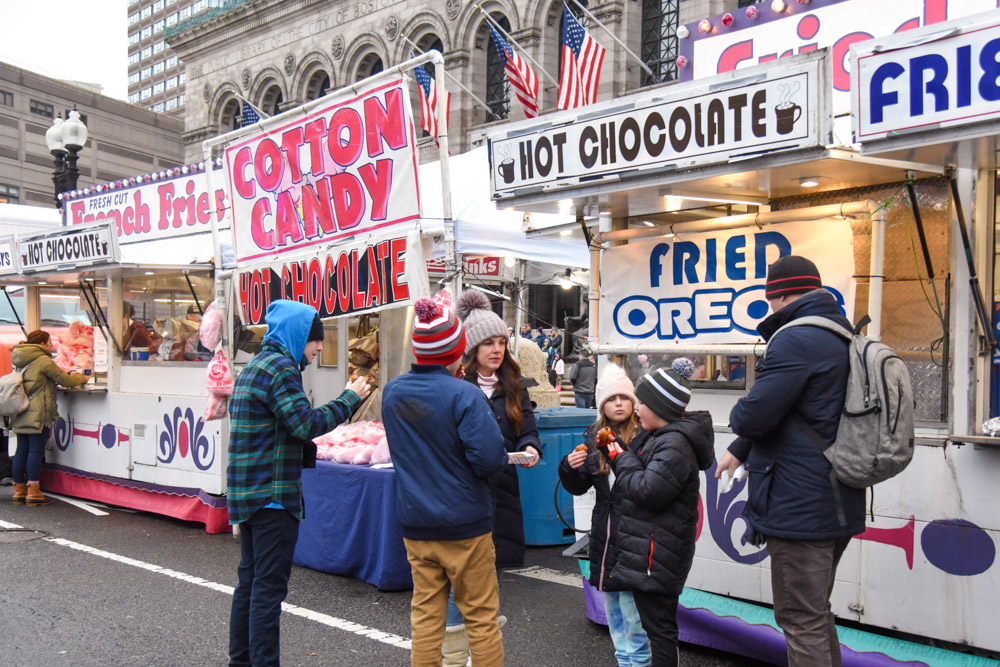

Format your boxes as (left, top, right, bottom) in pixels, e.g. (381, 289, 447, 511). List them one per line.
(304, 70, 331, 101)
(261, 84, 283, 116)
(221, 98, 241, 130)
(641, 0, 679, 86)
(485, 15, 512, 121)
(357, 54, 384, 82)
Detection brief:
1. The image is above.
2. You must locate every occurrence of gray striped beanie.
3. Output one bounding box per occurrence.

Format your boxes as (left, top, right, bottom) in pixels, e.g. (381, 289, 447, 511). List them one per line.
(634, 359, 693, 422)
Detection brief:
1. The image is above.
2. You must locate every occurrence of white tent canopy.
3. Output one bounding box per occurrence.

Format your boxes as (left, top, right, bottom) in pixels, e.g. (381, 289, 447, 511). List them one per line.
(416, 146, 588, 268)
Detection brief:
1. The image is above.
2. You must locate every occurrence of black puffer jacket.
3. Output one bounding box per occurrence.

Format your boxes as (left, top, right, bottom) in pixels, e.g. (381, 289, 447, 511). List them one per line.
(558, 422, 627, 592)
(729, 288, 865, 541)
(610, 411, 714, 596)
(468, 376, 541, 569)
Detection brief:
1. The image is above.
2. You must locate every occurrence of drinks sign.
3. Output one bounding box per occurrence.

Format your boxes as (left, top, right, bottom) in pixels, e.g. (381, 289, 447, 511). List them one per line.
(488, 51, 829, 200)
(18, 220, 119, 273)
(0, 236, 17, 276)
(852, 15, 1000, 142)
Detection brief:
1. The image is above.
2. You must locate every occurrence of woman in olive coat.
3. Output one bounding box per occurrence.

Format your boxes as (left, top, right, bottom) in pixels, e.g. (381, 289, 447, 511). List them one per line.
(10, 330, 89, 506)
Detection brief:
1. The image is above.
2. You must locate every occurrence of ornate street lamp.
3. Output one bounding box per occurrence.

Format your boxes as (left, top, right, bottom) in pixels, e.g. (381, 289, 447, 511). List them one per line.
(45, 107, 88, 207)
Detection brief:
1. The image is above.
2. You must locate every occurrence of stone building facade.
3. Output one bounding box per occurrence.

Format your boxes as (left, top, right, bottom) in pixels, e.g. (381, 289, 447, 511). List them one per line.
(166, 0, 730, 164)
(0, 62, 184, 210)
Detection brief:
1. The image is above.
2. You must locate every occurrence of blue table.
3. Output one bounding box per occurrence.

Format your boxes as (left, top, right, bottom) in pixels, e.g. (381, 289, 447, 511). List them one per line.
(294, 460, 412, 591)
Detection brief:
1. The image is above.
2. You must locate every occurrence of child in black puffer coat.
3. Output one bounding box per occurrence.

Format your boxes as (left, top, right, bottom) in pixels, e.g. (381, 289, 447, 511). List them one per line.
(606, 359, 715, 667)
(559, 363, 650, 667)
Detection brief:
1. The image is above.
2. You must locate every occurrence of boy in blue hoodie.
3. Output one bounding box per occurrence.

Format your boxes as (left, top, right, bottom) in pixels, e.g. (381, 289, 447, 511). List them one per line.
(227, 300, 370, 667)
(382, 296, 507, 667)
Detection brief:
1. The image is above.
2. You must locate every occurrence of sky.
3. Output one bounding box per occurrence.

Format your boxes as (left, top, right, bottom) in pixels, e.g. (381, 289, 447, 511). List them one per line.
(0, 1, 128, 100)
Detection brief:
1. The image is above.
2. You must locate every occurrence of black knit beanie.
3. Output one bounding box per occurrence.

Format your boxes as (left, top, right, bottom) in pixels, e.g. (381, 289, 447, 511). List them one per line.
(308, 314, 325, 342)
(634, 360, 693, 423)
(764, 255, 822, 299)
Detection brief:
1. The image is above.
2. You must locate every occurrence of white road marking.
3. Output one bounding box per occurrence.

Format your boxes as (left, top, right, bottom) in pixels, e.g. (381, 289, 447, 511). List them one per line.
(0, 522, 410, 650)
(44, 493, 110, 516)
(507, 565, 584, 589)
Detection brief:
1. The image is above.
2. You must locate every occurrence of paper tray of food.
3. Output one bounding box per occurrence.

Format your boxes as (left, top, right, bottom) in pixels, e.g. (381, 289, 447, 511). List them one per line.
(507, 451, 538, 465)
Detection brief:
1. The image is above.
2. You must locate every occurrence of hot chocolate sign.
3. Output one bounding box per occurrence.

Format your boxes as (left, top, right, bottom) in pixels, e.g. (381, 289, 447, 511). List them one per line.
(489, 51, 829, 200)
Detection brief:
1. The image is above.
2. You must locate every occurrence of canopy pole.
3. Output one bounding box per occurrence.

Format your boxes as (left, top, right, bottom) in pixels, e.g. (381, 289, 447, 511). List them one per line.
(868, 206, 886, 340)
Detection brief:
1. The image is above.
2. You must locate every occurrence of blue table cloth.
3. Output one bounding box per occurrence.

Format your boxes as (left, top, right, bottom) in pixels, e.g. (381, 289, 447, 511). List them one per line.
(294, 460, 412, 591)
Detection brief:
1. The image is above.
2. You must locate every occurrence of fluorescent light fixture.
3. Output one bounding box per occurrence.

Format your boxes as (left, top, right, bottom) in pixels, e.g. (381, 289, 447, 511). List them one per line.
(799, 177, 820, 187)
(659, 189, 767, 207)
(504, 255, 517, 268)
(145, 271, 155, 275)
(559, 229, 573, 237)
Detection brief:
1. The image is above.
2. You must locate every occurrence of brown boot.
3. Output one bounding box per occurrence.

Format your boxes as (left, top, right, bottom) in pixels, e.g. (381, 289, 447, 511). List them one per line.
(12, 482, 26, 505)
(25, 482, 52, 507)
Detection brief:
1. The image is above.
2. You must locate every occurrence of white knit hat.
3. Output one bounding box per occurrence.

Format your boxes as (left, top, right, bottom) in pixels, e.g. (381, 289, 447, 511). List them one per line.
(595, 364, 637, 415)
(455, 289, 508, 357)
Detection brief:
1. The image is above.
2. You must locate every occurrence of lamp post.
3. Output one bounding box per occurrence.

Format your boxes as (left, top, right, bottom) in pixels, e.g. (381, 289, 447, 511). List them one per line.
(45, 107, 88, 208)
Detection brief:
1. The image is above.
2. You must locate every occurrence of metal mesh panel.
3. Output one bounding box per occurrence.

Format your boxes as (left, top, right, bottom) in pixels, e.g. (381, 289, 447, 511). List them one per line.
(773, 179, 951, 421)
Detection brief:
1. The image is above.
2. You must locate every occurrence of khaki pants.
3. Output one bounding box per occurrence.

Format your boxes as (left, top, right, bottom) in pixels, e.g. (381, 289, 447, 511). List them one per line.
(404, 532, 503, 667)
(768, 536, 852, 667)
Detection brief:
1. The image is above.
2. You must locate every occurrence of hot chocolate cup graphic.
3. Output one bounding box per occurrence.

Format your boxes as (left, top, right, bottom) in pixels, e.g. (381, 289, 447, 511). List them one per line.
(775, 102, 802, 135)
(497, 158, 515, 184)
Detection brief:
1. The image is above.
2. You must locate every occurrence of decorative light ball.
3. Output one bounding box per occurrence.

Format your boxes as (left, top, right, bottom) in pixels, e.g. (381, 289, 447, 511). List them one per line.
(676, 56, 688, 69)
(197, 161, 205, 170)
(83, 188, 90, 195)
(698, 19, 712, 33)
(181, 166, 189, 174)
(129, 177, 136, 185)
(771, 0, 786, 11)
(721, 13, 734, 27)
(677, 26, 690, 39)
(746, 6, 759, 19)
(797, 0, 809, 4)
(173, 167, 181, 176)
(57, 193, 64, 200)
(215, 157, 223, 166)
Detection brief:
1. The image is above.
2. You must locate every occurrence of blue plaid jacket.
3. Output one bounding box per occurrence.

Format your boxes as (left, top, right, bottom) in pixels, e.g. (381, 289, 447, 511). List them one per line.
(226, 337, 359, 525)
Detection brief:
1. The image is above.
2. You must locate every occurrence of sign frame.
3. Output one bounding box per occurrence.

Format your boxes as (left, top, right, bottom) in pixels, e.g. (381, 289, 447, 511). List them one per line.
(234, 229, 429, 326)
(17, 219, 120, 274)
(851, 13, 1000, 143)
(0, 235, 19, 276)
(487, 50, 831, 201)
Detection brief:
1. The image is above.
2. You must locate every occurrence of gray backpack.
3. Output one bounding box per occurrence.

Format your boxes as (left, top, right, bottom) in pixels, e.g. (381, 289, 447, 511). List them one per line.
(766, 315, 915, 490)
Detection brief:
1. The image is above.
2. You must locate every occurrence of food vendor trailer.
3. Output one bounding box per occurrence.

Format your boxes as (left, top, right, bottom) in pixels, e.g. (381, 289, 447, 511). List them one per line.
(1, 164, 232, 532)
(485, 5, 1000, 662)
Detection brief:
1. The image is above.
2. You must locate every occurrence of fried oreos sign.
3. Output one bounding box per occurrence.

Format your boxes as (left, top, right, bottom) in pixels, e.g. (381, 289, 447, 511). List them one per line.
(489, 51, 829, 199)
(18, 220, 119, 273)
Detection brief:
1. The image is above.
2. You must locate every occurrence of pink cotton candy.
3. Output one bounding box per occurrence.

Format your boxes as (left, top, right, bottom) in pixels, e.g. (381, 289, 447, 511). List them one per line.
(204, 393, 228, 421)
(370, 436, 391, 464)
(351, 445, 374, 465)
(332, 446, 359, 464)
(200, 302, 223, 349)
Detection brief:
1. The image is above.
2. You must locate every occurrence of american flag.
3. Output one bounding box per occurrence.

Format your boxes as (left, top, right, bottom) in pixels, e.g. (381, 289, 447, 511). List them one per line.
(486, 23, 540, 118)
(413, 66, 450, 138)
(241, 101, 261, 126)
(557, 6, 606, 110)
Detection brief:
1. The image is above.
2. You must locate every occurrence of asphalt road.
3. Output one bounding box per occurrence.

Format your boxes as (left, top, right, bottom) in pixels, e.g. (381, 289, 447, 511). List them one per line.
(0, 488, 763, 666)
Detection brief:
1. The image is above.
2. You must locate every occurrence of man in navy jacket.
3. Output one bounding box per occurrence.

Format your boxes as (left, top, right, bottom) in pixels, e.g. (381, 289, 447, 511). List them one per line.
(716, 256, 864, 667)
(383, 296, 507, 667)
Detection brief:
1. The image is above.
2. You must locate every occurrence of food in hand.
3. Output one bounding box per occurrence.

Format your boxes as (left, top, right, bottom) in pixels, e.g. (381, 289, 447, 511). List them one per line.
(596, 427, 615, 446)
(574, 444, 588, 453)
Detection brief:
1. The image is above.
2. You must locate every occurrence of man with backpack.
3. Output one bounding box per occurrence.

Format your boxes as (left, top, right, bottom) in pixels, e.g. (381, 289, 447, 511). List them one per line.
(716, 256, 866, 667)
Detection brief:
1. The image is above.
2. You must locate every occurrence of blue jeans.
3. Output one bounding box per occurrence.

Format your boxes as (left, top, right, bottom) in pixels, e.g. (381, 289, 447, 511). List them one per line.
(445, 568, 503, 627)
(12, 428, 50, 484)
(574, 393, 594, 409)
(605, 591, 651, 667)
(229, 508, 300, 667)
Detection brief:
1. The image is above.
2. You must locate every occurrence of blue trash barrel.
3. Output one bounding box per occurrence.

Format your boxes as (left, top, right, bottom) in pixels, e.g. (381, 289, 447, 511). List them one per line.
(517, 407, 596, 546)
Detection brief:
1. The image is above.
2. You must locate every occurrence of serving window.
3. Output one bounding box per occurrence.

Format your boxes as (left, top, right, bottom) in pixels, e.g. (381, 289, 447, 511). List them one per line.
(122, 270, 213, 364)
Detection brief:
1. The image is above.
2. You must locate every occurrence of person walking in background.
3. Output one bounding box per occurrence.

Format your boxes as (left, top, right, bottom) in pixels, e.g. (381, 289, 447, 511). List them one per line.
(606, 360, 714, 666)
(716, 256, 863, 667)
(0, 340, 13, 486)
(227, 300, 370, 667)
(548, 327, 563, 356)
(552, 353, 565, 390)
(10, 330, 89, 506)
(559, 364, 650, 667)
(382, 293, 508, 667)
(570, 350, 598, 408)
(443, 289, 542, 665)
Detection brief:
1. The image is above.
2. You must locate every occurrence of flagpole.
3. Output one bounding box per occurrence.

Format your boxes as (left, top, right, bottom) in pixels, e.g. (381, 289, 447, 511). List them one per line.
(566, 0, 655, 80)
(402, 36, 501, 121)
(475, 5, 559, 87)
(427, 51, 461, 297)
(232, 92, 271, 120)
